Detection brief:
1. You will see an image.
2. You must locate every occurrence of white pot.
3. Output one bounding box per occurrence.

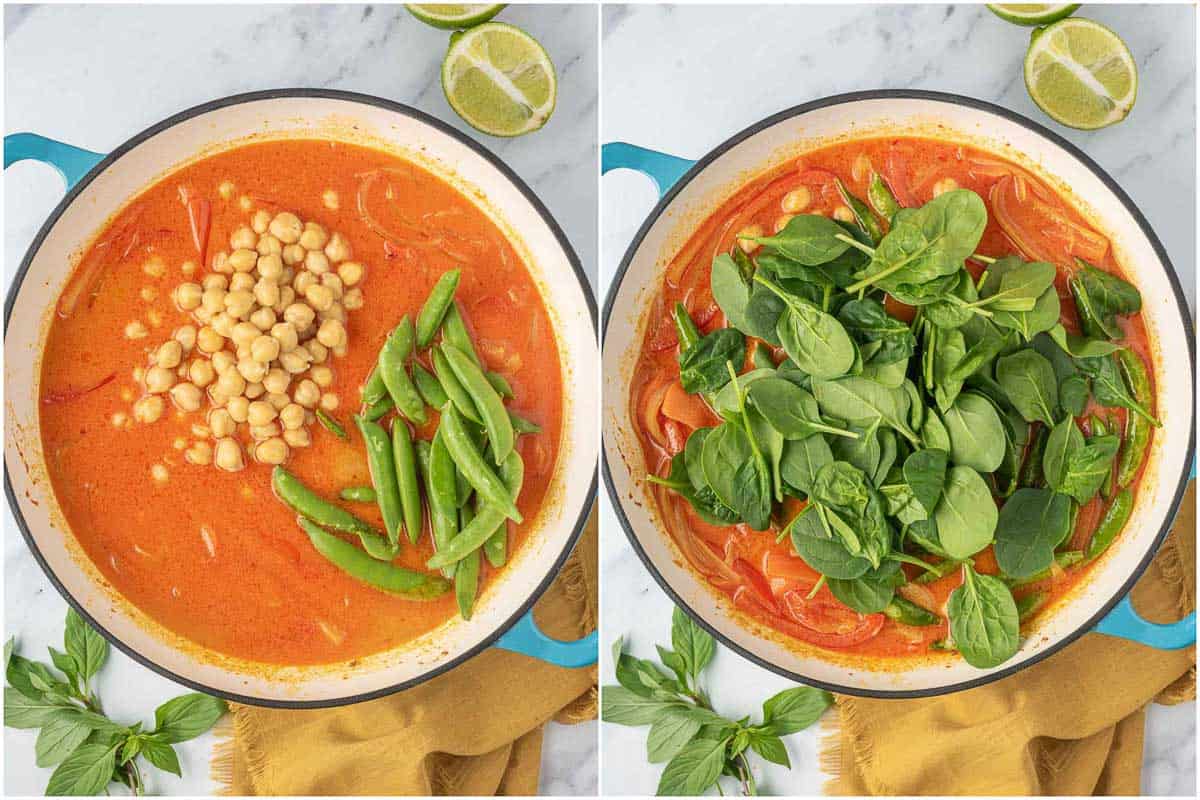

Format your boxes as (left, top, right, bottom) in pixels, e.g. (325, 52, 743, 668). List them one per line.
(602, 91, 1194, 697)
(5, 90, 598, 706)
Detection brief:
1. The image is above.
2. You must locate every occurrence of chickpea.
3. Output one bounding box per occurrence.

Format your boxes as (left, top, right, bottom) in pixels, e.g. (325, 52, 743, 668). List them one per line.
(310, 365, 334, 388)
(193, 306, 215, 324)
(151, 464, 169, 484)
(299, 222, 329, 251)
(256, 234, 283, 257)
(211, 312, 237, 339)
(852, 153, 873, 184)
(263, 368, 290, 395)
(244, 381, 265, 400)
(319, 392, 339, 411)
(278, 349, 310, 374)
(307, 340, 329, 364)
(293, 271, 317, 294)
(247, 400, 278, 427)
(230, 321, 259, 350)
(833, 206, 855, 223)
(111, 412, 128, 428)
(322, 190, 339, 210)
(250, 422, 280, 441)
(305, 284, 335, 312)
(282, 244, 306, 267)
(211, 251, 232, 275)
(170, 382, 202, 412)
(250, 209, 271, 234)
(274, 286, 296, 314)
(133, 395, 164, 423)
(209, 408, 235, 438)
(228, 249, 258, 273)
(268, 392, 291, 411)
(320, 273, 344, 299)
(174, 282, 203, 311)
(238, 195, 253, 212)
(251, 335, 281, 364)
(283, 303, 315, 330)
(271, 321, 300, 353)
(215, 369, 246, 399)
(143, 256, 166, 278)
(226, 396, 250, 423)
(211, 350, 236, 375)
(188, 359, 215, 388)
(224, 290, 255, 320)
(343, 288, 364, 310)
(316, 318, 346, 349)
(269, 212, 303, 244)
(324, 232, 351, 263)
(145, 366, 176, 394)
(304, 251, 330, 275)
(156, 340, 183, 369)
(133, 366, 145, 384)
(201, 286, 227, 315)
(254, 278, 280, 308)
(185, 440, 213, 466)
(279, 403, 306, 430)
(230, 226, 257, 250)
(337, 261, 364, 287)
(293, 379, 320, 409)
(781, 187, 812, 214)
(932, 177, 959, 197)
(254, 437, 289, 465)
(181, 260, 197, 277)
(146, 309, 163, 328)
(284, 428, 311, 448)
(237, 357, 268, 384)
(249, 306, 276, 332)
(737, 224, 764, 254)
(214, 438, 245, 472)
(125, 321, 148, 340)
(229, 272, 255, 293)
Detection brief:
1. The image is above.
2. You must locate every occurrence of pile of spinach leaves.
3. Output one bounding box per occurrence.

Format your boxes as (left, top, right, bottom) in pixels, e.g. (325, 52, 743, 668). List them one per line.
(657, 184, 1155, 670)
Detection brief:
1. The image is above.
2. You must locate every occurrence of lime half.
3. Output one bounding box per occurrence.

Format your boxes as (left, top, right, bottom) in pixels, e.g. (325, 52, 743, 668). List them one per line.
(988, 4, 1079, 26)
(407, 4, 506, 30)
(1024, 17, 1137, 130)
(441, 22, 557, 137)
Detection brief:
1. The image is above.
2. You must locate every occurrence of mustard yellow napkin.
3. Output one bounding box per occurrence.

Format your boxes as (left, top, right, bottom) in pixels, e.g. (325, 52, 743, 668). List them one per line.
(213, 509, 598, 796)
(824, 483, 1195, 796)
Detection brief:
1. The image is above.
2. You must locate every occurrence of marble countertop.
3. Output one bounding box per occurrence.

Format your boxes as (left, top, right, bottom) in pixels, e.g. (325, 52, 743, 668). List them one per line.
(600, 3, 1195, 796)
(4, 3, 596, 795)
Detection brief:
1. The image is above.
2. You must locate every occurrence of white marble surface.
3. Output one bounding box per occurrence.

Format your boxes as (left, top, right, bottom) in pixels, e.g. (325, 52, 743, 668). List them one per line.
(600, 3, 1195, 796)
(4, 3, 597, 796)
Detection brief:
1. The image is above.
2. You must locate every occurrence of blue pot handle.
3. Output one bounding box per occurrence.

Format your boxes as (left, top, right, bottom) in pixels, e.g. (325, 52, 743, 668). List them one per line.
(1094, 598, 1195, 649)
(601, 142, 695, 198)
(496, 612, 598, 668)
(5, 132, 105, 189)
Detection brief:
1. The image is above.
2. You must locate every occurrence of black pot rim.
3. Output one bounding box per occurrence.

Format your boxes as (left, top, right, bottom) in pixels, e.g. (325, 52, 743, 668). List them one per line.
(4, 88, 598, 709)
(600, 88, 1195, 699)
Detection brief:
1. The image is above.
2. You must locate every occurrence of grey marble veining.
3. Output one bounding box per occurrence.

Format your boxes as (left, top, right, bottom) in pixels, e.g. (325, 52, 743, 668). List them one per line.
(4, 3, 596, 795)
(600, 4, 1195, 796)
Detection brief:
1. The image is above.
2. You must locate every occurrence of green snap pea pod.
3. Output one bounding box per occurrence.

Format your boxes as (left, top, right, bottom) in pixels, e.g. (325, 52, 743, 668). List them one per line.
(363, 394, 393, 422)
(316, 409, 348, 440)
(416, 269, 461, 348)
(412, 363, 449, 409)
(442, 301, 481, 365)
(271, 467, 396, 560)
(456, 505, 481, 619)
(1090, 414, 1117, 498)
(1116, 349, 1153, 489)
(1062, 500, 1081, 550)
(455, 419, 486, 508)
(355, 416, 405, 546)
(483, 512, 507, 567)
(509, 410, 542, 435)
(1019, 424, 1049, 489)
(883, 596, 940, 626)
(867, 172, 902, 221)
(835, 178, 883, 244)
(673, 302, 701, 350)
(1004, 550, 1084, 589)
(1068, 274, 1109, 342)
(427, 450, 524, 569)
(486, 371, 515, 399)
(339, 486, 377, 502)
(298, 518, 450, 600)
(378, 316, 427, 425)
(425, 430, 460, 578)
(1085, 488, 1134, 560)
(439, 403, 522, 522)
(362, 366, 389, 405)
(1016, 590, 1049, 623)
(443, 343, 515, 465)
(391, 421, 424, 545)
(432, 346, 482, 424)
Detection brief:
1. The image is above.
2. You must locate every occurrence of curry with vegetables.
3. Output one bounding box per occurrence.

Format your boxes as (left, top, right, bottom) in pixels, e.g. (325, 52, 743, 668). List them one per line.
(630, 137, 1157, 668)
(39, 139, 562, 665)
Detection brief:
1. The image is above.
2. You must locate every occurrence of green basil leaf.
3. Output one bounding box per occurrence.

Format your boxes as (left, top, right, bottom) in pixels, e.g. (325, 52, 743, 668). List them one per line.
(140, 736, 182, 777)
(646, 706, 705, 764)
(152, 693, 227, 744)
(601, 686, 680, 726)
(656, 736, 730, 796)
(35, 714, 95, 768)
(4, 687, 75, 729)
(64, 609, 107, 683)
(671, 606, 715, 682)
(761, 685, 833, 735)
(44, 742, 119, 796)
(748, 732, 791, 768)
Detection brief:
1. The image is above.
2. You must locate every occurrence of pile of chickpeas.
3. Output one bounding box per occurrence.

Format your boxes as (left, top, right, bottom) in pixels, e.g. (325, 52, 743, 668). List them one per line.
(127, 208, 366, 473)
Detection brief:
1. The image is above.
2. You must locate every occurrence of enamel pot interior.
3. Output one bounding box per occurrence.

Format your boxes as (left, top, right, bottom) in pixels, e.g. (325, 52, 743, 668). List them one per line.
(5, 92, 599, 705)
(603, 93, 1194, 696)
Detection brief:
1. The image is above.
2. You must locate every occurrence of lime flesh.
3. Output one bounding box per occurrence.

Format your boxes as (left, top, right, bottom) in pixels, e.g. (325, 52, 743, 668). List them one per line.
(1024, 18, 1137, 130)
(988, 4, 1080, 26)
(406, 4, 506, 30)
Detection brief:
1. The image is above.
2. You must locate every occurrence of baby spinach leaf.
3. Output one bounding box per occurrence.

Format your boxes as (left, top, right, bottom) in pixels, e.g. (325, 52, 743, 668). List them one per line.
(701, 422, 772, 531)
(977, 260, 1056, 311)
(742, 214, 852, 265)
(836, 298, 915, 365)
(746, 405, 785, 502)
(1058, 434, 1120, 505)
(788, 505, 872, 579)
(983, 256, 1061, 340)
(1047, 323, 1124, 358)
(848, 189, 987, 293)
(995, 349, 1058, 425)
(920, 411, 952, 452)
(946, 322, 1014, 384)
(750, 341, 774, 371)
(947, 564, 1019, 669)
(875, 429, 898, 488)
(923, 269, 979, 329)
(711, 368, 776, 421)
(925, 324, 967, 412)
(994, 488, 1071, 579)
(746, 378, 856, 441)
(812, 376, 920, 444)
(828, 560, 904, 614)
(933, 465, 998, 559)
(678, 328, 746, 395)
(779, 434, 833, 498)
(1076, 354, 1160, 425)
(942, 393, 1006, 473)
(755, 276, 855, 379)
(1072, 259, 1142, 340)
(903, 449, 948, 514)
(710, 254, 754, 333)
(1042, 415, 1085, 493)
(830, 422, 882, 481)
(907, 518, 950, 558)
(1058, 374, 1091, 417)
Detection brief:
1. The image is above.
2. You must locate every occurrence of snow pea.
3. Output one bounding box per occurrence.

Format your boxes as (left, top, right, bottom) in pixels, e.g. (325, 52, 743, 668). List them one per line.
(425, 430, 460, 578)
(378, 316, 427, 425)
(1116, 349, 1152, 489)
(315, 409, 347, 440)
(272, 467, 396, 560)
(1016, 590, 1048, 623)
(298, 518, 450, 600)
(884, 596, 940, 626)
(412, 362, 449, 409)
(354, 415, 404, 546)
(339, 486, 377, 502)
(867, 173, 901, 221)
(392, 421, 424, 545)
(456, 503, 481, 619)
(674, 302, 701, 350)
(426, 449, 524, 569)
(442, 301, 480, 365)
(439, 403, 522, 522)
(1085, 487, 1133, 560)
(509, 410, 542, 435)
(432, 345, 482, 424)
(416, 269, 461, 348)
(486, 371, 515, 399)
(443, 342, 514, 465)
(835, 178, 883, 244)
(362, 366, 388, 405)
(363, 394, 393, 421)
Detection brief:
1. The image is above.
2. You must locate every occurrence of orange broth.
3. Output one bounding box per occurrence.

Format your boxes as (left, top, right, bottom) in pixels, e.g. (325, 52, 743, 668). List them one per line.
(38, 139, 563, 665)
(630, 136, 1155, 660)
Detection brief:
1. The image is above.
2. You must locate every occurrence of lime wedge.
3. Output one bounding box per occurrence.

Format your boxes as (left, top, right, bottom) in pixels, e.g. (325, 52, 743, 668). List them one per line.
(1024, 17, 1137, 130)
(988, 4, 1079, 26)
(441, 22, 557, 137)
(407, 4, 506, 30)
